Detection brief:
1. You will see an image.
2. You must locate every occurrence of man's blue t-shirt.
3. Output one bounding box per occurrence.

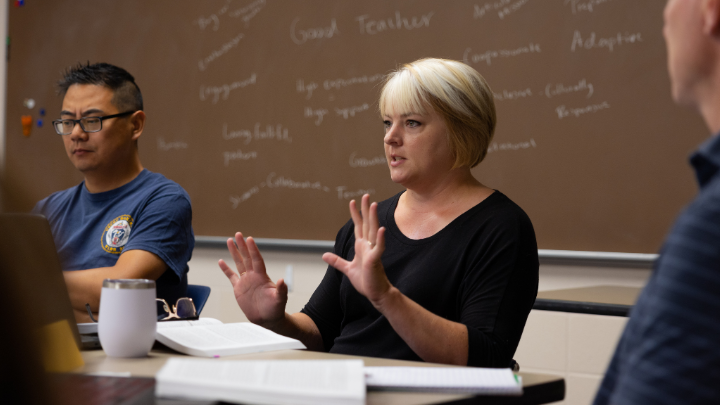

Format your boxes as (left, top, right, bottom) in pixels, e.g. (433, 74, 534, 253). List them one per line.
(32, 169, 194, 304)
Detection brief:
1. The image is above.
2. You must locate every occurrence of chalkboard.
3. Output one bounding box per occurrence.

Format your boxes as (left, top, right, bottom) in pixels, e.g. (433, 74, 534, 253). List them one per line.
(3, 0, 709, 253)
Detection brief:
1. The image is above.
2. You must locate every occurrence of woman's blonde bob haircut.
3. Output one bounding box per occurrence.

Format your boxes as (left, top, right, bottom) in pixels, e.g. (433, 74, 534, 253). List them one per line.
(379, 58, 496, 169)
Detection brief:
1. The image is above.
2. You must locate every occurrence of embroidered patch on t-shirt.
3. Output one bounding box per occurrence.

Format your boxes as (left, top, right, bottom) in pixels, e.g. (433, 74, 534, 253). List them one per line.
(101, 214, 134, 254)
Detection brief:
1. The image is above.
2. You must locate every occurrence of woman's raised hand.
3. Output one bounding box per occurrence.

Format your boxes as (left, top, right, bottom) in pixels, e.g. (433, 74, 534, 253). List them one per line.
(322, 194, 393, 306)
(218, 232, 287, 327)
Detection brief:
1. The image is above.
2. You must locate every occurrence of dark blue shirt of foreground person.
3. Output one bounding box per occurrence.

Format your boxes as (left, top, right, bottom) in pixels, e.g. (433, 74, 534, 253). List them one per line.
(594, 134, 720, 404)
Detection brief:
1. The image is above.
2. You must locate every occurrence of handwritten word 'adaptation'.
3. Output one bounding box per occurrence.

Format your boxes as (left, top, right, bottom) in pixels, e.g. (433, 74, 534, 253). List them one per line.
(464, 43, 541, 66)
(474, 0, 531, 20)
(198, 32, 244, 71)
(291, 18, 339, 45)
(200, 73, 257, 104)
(223, 123, 291, 144)
(571, 31, 642, 52)
(556, 102, 610, 119)
(356, 11, 434, 35)
(565, 0, 612, 14)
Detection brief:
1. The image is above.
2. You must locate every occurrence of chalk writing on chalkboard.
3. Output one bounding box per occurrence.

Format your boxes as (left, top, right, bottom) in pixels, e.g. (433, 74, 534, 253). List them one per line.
(157, 138, 189, 152)
(487, 139, 537, 153)
(200, 73, 257, 104)
(198, 32, 245, 71)
(544, 79, 594, 99)
(474, 0, 532, 20)
(222, 123, 292, 145)
(291, 18, 340, 45)
(463, 43, 542, 66)
(555, 102, 610, 119)
(570, 31, 643, 52)
(349, 153, 386, 168)
(565, 0, 613, 15)
(355, 11, 434, 35)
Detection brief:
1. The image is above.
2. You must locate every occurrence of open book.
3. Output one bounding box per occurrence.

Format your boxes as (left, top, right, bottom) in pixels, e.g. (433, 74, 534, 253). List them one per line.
(155, 318, 305, 357)
(156, 358, 366, 405)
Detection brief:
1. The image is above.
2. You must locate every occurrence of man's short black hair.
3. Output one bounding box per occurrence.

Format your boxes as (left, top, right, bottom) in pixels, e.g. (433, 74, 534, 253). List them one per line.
(57, 62, 143, 112)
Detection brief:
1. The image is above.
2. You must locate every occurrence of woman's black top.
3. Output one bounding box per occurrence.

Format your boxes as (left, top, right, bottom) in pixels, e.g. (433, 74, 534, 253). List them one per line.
(301, 191, 539, 367)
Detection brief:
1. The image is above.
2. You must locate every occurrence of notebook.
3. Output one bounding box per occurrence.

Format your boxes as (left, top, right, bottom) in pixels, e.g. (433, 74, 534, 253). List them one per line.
(364, 366, 523, 395)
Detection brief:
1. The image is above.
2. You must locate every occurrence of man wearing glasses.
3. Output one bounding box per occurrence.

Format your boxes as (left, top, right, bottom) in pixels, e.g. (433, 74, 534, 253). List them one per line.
(33, 63, 194, 322)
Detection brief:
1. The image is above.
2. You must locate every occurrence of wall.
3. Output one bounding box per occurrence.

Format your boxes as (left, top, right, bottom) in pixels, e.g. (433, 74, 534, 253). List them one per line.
(188, 245, 650, 405)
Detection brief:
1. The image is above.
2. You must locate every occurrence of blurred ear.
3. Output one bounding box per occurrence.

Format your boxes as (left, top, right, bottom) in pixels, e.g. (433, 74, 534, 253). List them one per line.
(704, 0, 720, 36)
(129, 110, 146, 142)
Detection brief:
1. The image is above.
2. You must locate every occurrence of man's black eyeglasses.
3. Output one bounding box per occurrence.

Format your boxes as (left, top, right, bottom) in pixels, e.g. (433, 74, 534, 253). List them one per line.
(52, 110, 137, 135)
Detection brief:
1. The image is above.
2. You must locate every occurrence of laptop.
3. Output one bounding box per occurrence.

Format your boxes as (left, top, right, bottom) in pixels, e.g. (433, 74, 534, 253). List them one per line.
(0, 214, 158, 405)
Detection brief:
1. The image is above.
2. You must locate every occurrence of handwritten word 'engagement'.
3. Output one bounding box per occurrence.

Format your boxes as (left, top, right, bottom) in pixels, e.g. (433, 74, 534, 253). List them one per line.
(223, 123, 291, 144)
(474, 0, 531, 20)
(565, 0, 612, 14)
(198, 32, 244, 71)
(571, 31, 642, 52)
(291, 18, 339, 45)
(349, 152, 386, 168)
(464, 43, 541, 66)
(546, 79, 594, 99)
(356, 11, 434, 35)
(200, 73, 257, 104)
(556, 101, 610, 119)
(487, 138, 536, 153)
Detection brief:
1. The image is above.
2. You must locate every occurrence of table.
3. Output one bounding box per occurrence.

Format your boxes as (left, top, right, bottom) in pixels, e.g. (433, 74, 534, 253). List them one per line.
(78, 347, 565, 405)
(533, 286, 642, 317)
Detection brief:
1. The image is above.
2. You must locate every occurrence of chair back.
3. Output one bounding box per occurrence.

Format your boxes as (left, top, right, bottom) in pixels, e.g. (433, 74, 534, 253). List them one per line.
(186, 284, 211, 315)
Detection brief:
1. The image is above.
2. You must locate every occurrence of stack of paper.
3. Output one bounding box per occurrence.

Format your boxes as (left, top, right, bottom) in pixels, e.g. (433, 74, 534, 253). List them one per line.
(156, 358, 366, 405)
(364, 366, 522, 395)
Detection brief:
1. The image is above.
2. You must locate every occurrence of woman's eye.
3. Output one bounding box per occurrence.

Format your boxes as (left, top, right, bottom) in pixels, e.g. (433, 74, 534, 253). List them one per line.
(406, 120, 420, 127)
(383, 120, 391, 129)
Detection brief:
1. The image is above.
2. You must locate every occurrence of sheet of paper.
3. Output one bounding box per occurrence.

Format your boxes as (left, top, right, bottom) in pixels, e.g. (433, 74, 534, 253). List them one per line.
(364, 366, 522, 395)
(156, 318, 223, 329)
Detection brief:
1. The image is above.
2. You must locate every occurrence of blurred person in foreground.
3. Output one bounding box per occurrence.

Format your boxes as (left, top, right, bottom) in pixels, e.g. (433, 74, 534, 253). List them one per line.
(594, 1, 720, 404)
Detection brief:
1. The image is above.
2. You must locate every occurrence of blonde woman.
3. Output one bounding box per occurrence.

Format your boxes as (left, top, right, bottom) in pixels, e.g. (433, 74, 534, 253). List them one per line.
(220, 58, 538, 367)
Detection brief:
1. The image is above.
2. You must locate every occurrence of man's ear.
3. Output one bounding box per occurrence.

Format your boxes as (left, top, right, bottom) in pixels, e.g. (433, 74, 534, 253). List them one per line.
(704, 0, 720, 36)
(130, 110, 146, 142)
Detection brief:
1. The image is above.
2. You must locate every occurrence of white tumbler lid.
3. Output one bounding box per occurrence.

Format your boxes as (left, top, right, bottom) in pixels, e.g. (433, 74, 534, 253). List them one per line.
(102, 279, 156, 289)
